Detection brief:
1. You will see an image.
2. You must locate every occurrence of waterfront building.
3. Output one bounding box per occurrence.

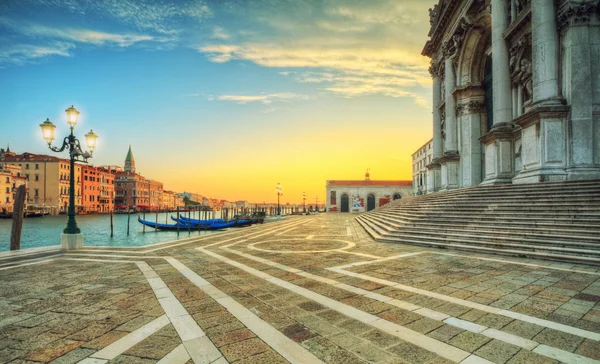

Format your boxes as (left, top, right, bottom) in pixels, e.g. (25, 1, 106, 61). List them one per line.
(423, 0, 600, 193)
(412, 139, 433, 195)
(114, 146, 165, 211)
(326, 172, 412, 212)
(81, 165, 101, 213)
(97, 166, 115, 213)
(0, 152, 73, 215)
(0, 163, 27, 214)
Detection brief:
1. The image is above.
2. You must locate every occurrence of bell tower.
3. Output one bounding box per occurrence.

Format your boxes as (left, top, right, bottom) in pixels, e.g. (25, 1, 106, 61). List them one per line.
(124, 145, 135, 172)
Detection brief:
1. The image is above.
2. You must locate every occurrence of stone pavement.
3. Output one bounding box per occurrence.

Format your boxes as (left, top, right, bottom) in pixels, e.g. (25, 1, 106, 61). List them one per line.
(1, 214, 599, 364)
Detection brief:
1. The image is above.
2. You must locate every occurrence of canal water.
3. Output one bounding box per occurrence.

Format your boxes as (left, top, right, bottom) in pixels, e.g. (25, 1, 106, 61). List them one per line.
(0, 211, 224, 252)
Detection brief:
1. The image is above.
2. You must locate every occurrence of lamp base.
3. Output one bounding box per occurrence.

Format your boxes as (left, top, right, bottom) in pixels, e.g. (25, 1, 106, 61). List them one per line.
(61, 233, 83, 250)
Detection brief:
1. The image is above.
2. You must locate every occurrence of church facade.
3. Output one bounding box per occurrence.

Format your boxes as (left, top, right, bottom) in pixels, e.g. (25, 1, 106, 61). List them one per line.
(326, 174, 412, 213)
(423, 0, 600, 193)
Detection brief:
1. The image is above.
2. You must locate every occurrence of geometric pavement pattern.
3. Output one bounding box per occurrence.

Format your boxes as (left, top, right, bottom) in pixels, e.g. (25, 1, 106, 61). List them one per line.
(0, 214, 599, 363)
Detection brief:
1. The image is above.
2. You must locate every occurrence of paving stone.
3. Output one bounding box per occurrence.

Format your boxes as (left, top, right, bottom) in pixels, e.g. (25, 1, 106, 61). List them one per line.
(404, 317, 444, 334)
(82, 330, 129, 350)
(475, 339, 520, 364)
(505, 350, 558, 364)
(124, 334, 181, 360)
(221, 338, 271, 362)
(210, 328, 256, 347)
(427, 325, 464, 342)
(533, 328, 584, 352)
(387, 341, 440, 364)
(447, 331, 491, 352)
(234, 350, 288, 364)
(49, 347, 96, 364)
(475, 314, 514, 330)
(281, 323, 317, 343)
(110, 354, 157, 364)
(23, 338, 84, 362)
(501, 320, 544, 340)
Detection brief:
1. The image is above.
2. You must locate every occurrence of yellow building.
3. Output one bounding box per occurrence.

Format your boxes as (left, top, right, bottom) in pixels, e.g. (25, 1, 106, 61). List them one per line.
(0, 163, 27, 214)
(0, 152, 73, 215)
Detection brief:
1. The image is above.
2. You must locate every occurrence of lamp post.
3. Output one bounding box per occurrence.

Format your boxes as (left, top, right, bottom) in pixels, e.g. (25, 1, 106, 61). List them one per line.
(39, 105, 98, 250)
(302, 192, 306, 214)
(315, 196, 319, 212)
(275, 182, 282, 220)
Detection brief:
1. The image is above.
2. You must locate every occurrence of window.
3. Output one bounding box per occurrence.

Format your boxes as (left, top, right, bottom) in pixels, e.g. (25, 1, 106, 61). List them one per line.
(34, 189, 39, 197)
(25, 174, 29, 180)
(5, 187, 8, 193)
(25, 164, 29, 169)
(5, 177, 8, 183)
(35, 174, 39, 182)
(35, 164, 39, 170)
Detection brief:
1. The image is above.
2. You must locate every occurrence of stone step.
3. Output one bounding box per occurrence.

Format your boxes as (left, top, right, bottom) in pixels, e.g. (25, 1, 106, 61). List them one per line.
(361, 215, 600, 248)
(378, 210, 600, 222)
(366, 213, 600, 237)
(356, 216, 600, 266)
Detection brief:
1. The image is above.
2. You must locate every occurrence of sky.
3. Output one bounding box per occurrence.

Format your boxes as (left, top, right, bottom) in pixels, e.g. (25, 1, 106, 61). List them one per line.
(0, 0, 436, 204)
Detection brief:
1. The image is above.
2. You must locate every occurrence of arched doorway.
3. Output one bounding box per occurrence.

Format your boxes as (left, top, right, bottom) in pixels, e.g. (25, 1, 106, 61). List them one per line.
(367, 194, 376, 211)
(483, 54, 493, 132)
(393, 193, 401, 200)
(340, 194, 349, 213)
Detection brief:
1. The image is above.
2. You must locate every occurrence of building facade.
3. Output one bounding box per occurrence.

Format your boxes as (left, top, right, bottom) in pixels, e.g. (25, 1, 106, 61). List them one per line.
(326, 173, 412, 212)
(423, 0, 600, 193)
(412, 139, 433, 195)
(0, 163, 27, 214)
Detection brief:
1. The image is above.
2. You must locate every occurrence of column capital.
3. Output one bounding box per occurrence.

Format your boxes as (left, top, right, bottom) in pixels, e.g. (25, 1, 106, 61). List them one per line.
(557, 0, 600, 34)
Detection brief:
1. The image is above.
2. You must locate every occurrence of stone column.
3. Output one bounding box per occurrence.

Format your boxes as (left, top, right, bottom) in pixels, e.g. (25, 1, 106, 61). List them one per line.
(427, 63, 443, 193)
(444, 57, 458, 152)
(481, 0, 515, 184)
(441, 55, 460, 190)
(491, 0, 512, 127)
(531, 0, 561, 104)
(432, 72, 443, 160)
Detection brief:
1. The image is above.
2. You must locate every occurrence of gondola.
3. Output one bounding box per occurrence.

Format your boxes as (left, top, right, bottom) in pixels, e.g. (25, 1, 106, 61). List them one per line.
(139, 217, 236, 231)
(138, 217, 199, 231)
(171, 216, 226, 225)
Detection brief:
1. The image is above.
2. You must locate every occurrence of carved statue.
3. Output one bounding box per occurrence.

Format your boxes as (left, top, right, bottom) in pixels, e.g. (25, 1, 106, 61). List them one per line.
(429, 5, 439, 27)
(519, 58, 533, 103)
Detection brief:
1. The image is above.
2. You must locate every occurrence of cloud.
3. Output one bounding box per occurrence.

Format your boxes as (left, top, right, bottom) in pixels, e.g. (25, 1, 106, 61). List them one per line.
(21, 0, 211, 35)
(211, 26, 229, 40)
(217, 92, 309, 105)
(0, 42, 75, 65)
(196, 0, 433, 108)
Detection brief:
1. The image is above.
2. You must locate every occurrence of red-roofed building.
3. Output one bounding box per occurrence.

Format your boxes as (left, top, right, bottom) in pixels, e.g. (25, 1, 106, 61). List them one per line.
(326, 172, 412, 213)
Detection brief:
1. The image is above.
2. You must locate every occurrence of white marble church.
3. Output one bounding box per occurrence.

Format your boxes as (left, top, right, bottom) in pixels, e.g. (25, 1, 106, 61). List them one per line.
(423, 0, 600, 192)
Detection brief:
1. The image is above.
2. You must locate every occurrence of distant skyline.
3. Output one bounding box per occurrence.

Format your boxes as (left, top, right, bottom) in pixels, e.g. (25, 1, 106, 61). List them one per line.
(0, 0, 436, 204)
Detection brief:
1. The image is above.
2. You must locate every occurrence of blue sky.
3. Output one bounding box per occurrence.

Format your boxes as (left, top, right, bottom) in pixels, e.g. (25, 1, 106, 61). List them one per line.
(0, 0, 436, 202)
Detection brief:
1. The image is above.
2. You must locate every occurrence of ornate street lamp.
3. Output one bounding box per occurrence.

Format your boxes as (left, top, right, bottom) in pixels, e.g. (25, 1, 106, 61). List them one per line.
(302, 191, 306, 213)
(275, 182, 282, 220)
(39, 105, 98, 250)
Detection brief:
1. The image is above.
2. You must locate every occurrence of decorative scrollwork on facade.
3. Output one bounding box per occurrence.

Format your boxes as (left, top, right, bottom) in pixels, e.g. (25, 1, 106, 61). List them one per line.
(558, 0, 600, 34)
(456, 100, 485, 116)
(428, 61, 441, 78)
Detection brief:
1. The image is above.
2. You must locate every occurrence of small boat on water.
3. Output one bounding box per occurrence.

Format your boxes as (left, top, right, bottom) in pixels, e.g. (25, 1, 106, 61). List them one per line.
(173, 215, 252, 228)
(171, 216, 227, 226)
(26, 212, 50, 218)
(138, 217, 236, 231)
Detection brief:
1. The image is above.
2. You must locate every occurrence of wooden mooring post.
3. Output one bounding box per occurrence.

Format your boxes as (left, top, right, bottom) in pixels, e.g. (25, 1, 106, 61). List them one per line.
(10, 185, 26, 250)
(110, 209, 114, 238)
(127, 209, 131, 236)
